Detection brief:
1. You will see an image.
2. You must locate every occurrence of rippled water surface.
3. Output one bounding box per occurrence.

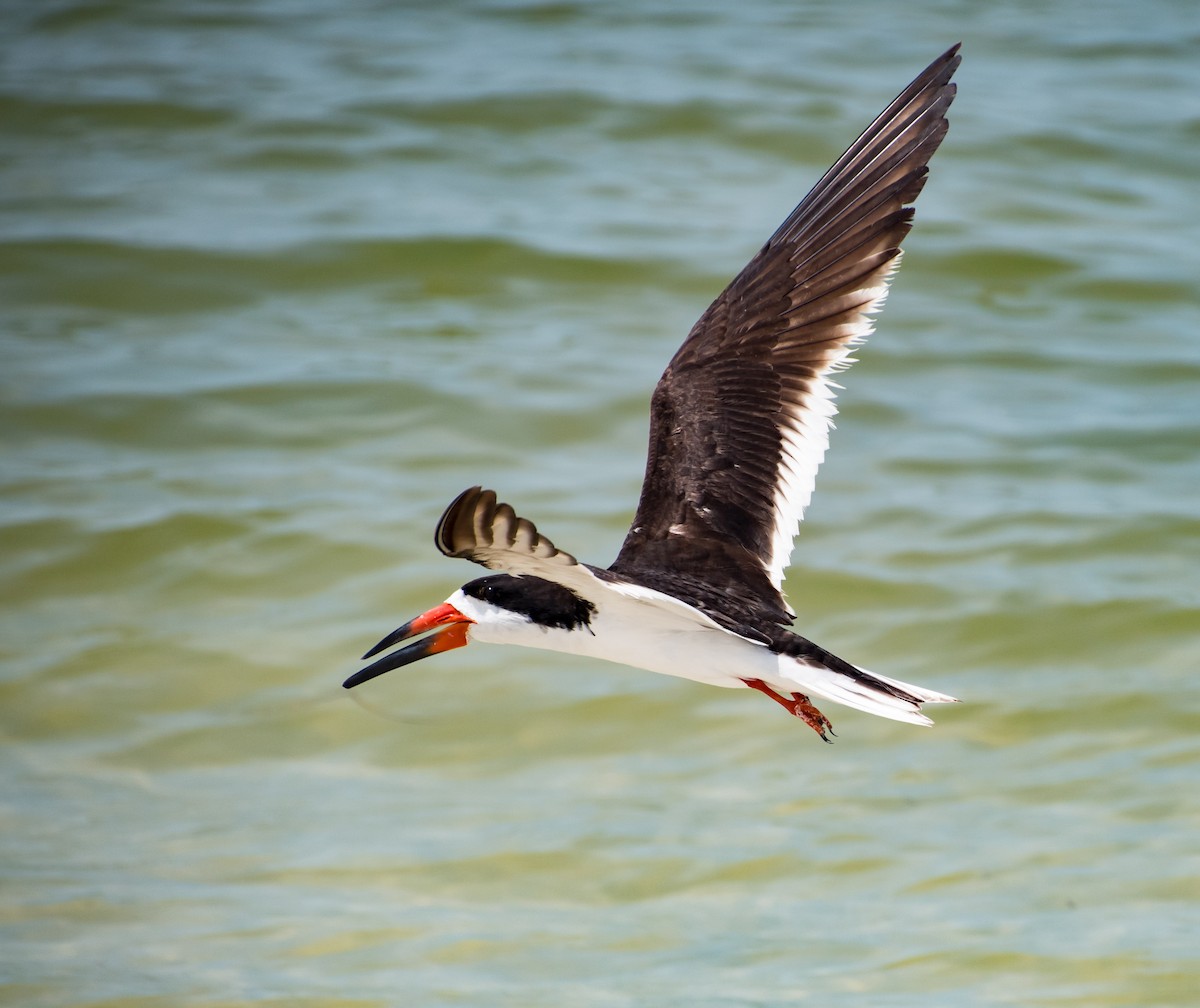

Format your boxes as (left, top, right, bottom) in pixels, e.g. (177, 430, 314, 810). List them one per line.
(3, 2, 1198, 1005)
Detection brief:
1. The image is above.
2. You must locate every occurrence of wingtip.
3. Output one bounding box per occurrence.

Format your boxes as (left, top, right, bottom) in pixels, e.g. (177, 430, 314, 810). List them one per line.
(434, 485, 487, 558)
(936, 42, 963, 68)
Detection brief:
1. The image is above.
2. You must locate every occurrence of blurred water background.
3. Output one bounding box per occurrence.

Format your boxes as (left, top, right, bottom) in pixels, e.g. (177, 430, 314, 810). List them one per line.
(2, 1, 1198, 1005)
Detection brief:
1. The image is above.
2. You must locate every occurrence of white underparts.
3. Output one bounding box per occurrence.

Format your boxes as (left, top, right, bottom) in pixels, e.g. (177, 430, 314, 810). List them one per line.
(450, 577, 957, 727)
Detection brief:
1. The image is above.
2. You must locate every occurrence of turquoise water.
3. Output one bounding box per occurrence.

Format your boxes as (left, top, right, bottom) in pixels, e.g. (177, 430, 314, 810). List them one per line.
(2, 2, 1198, 1005)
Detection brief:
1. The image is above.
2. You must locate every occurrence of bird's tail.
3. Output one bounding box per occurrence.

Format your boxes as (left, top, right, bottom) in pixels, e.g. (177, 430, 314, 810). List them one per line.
(777, 649, 958, 726)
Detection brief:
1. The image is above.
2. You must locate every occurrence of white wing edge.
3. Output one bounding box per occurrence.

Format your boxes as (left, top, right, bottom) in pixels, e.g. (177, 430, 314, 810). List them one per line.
(763, 255, 902, 592)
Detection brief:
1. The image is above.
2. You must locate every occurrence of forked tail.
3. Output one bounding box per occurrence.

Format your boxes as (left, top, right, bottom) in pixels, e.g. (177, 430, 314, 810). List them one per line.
(775, 638, 958, 726)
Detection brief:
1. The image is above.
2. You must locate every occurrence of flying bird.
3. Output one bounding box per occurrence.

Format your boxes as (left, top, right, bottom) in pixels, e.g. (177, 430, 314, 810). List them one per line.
(346, 46, 963, 740)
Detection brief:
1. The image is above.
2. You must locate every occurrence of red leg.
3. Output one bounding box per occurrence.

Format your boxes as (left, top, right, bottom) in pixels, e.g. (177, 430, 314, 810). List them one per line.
(742, 678, 835, 742)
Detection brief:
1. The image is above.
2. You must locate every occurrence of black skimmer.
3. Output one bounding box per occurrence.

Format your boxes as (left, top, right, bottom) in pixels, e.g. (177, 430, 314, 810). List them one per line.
(346, 46, 962, 740)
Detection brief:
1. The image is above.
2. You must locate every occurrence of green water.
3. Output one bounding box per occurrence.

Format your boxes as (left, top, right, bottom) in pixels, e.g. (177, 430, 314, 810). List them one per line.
(2, 2, 1198, 1005)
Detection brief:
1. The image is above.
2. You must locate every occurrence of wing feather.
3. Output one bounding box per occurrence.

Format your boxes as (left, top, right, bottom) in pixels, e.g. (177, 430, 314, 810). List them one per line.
(437, 486, 579, 570)
(610, 46, 959, 628)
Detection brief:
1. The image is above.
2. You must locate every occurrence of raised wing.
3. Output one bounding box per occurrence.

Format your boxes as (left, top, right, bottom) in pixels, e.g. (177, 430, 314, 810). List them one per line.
(437, 486, 579, 568)
(435, 486, 615, 601)
(610, 45, 960, 631)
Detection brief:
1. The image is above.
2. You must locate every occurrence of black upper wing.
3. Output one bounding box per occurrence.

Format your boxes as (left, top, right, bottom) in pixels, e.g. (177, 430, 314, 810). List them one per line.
(608, 46, 960, 635)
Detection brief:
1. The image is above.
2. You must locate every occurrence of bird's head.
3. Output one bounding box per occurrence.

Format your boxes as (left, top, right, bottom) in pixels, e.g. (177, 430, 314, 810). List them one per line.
(343, 573, 595, 688)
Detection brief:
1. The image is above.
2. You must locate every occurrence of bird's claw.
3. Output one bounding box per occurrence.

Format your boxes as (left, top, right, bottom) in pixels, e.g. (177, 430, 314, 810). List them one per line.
(790, 693, 835, 742)
(741, 678, 835, 742)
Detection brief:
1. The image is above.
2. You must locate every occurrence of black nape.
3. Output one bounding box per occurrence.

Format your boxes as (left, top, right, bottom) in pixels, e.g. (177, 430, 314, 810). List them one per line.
(461, 574, 595, 631)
